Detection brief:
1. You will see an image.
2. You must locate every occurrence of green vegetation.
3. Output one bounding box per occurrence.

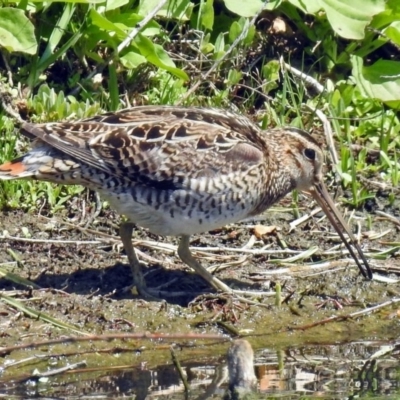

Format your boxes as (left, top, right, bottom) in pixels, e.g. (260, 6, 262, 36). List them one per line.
(0, 0, 399, 211)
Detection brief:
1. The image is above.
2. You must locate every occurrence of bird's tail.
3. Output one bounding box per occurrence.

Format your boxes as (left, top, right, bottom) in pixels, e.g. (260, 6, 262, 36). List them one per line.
(0, 156, 35, 180)
(0, 146, 84, 185)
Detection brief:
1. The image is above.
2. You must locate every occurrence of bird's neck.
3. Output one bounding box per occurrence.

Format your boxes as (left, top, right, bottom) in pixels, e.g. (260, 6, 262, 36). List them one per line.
(250, 133, 296, 215)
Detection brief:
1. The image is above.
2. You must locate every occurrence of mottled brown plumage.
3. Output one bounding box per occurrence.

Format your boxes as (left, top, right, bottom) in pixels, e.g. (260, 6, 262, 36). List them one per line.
(0, 106, 372, 299)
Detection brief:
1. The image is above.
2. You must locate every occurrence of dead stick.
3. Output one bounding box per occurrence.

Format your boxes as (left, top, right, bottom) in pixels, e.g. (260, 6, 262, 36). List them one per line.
(170, 346, 190, 392)
(4, 361, 88, 384)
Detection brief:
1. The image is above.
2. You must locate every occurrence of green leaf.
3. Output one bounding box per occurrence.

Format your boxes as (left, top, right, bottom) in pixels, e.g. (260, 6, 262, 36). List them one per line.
(264, 0, 282, 10)
(103, 0, 129, 11)
(28, 0, 104, 2)
(138, 0, 192, 20)
(111, 14, 161, 36)
(372, 8, 400, 30)
(33, 30, 83, 80)
(0, 266, 40, 289)
(351, 55, 400, 108)
(120, 51, 147, 68)
(200, 33, 214, 53)
(214, 32, 225, 59)
(135, 33, 188, 80)
(90, 11, 161, 41)
(108, 64, 119, 111)
(29, 26, 83, 87)
(262, 60, 280, 93)
(200, 0, 214, 30)
(383, 21, 400, 46)
(90, 8, 126, 37)
(237, 17, 256, 45)
(223, 0, 265, 17)
(288, 0, 321, 13)
(229, 21, 241, 43)
(40, 3, 75, 68)
(313, 0, 385, 39)
(0, 293, 89, 335)
(0, 8, 37, 54)
(226, 69, 242, 85)
(387, 0, 400, 13)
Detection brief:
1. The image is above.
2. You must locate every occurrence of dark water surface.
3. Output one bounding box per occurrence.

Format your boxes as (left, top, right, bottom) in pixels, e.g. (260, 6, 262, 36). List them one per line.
(1, 339, 400, 399)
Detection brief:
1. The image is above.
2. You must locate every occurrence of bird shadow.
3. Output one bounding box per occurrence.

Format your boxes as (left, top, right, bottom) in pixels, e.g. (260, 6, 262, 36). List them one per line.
(2, 262, 260, 307)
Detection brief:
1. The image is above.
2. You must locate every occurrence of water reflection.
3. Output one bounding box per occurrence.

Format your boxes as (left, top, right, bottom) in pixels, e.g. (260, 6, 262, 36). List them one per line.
(2, 340, 400, 398)
(227, 339, 257, 394)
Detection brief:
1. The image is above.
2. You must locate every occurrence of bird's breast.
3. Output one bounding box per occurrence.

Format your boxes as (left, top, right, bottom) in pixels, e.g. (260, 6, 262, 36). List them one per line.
(98, 180, 260, 236)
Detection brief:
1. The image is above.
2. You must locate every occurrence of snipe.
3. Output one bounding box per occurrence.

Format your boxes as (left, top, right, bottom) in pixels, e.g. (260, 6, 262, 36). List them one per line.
(0, 106, 372, 299)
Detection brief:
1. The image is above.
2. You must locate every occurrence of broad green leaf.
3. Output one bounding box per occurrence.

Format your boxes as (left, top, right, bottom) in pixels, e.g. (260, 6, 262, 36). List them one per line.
(91, 11, 161, 39)
(90, 9, 126, 37)
(28, 0, 104, 2)
(288, 0, 320, 13)
(103, 0, 129, 11)
(214, 32, 225, 59)
(200, 0, 214, 30)
(351, 55, 400, 108)
(229, 21, 241, 43)
(322, 0, 385, 39)
(371, 8, 400, 30)
(237, 17, 256, 46)
(120, 51, 147, 68)
(262, 60, 280, 93)
(135, 34, 189, 80)
(383, 21, 400, 46)
(226, 69, 242, 85)
(245, 24, 256, 45)
(264, 0, 282, 10)
(387, 0, 400, 13)
(0, 8, 37, 54)
(200, 33, 214, 53)
(111, 14, 161, 36)
(223, 0, 265, 17)
(138, 0, 192, 20)
(90, 9, 159, 43)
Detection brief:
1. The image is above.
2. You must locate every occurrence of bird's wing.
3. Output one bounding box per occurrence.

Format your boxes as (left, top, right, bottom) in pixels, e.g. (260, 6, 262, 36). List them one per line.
(21, 106, 266, 186)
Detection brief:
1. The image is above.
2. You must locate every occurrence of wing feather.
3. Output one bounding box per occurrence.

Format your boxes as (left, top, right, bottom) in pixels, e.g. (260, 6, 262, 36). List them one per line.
(21, 106, 266, 185)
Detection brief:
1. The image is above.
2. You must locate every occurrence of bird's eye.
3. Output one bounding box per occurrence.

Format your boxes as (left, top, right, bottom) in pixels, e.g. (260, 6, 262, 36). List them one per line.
(304, 148, 316, 160)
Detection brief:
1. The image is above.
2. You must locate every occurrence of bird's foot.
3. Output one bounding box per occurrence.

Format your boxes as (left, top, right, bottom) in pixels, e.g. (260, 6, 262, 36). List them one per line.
(121, 281, 163, 302)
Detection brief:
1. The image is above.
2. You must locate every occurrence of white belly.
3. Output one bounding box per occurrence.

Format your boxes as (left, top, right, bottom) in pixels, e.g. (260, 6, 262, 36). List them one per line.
(100, 189, 253, 236)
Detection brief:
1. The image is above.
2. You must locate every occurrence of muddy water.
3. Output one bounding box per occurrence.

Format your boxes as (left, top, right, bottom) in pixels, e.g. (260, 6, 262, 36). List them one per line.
(1, 194, 400, 398)
(1, 338, 400, 398)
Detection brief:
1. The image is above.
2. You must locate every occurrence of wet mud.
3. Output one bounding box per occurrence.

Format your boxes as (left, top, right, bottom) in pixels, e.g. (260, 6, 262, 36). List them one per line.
(0, 191, 400, 396)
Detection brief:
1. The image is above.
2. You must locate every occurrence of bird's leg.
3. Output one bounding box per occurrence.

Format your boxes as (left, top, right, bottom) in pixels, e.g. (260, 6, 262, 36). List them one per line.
(178, 235, 234, 293)
(119, 221, 160, 300)
(119, 228, 272, 302)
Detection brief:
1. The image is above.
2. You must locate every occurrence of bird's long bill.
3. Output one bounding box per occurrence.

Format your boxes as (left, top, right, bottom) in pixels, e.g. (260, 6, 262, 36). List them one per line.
(309, 182, 373, 279)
